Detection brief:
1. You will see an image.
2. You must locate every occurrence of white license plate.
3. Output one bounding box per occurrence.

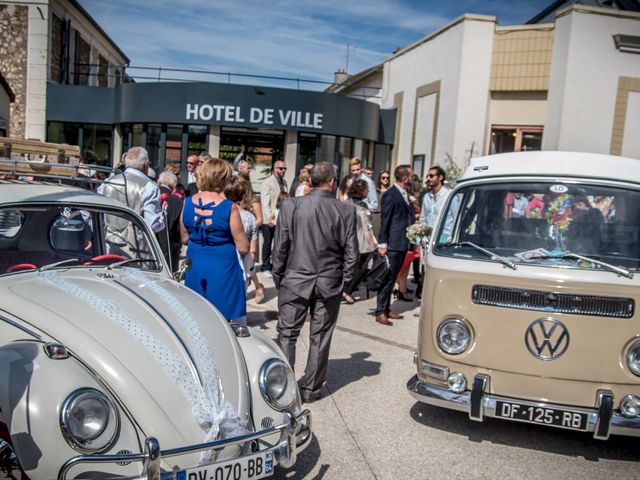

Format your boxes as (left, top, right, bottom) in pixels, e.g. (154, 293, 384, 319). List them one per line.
(176, 451, 273, 480)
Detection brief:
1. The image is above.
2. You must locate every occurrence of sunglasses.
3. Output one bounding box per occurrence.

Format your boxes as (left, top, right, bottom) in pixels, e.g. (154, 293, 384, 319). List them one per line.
(276, 167, 287, 171)
(381, 176, 390, 180)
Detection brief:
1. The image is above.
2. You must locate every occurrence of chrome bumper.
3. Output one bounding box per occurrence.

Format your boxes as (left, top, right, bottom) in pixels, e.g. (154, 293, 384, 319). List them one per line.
(407, 374, 640, 439)
(58, 409, 312, 480)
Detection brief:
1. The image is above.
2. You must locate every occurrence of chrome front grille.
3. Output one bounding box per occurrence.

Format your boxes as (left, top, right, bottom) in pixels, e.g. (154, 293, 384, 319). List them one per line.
(472, 285, 634, 318)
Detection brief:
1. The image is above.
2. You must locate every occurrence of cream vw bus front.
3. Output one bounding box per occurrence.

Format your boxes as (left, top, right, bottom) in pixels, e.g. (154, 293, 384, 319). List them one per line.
(408, 151, 640, 439)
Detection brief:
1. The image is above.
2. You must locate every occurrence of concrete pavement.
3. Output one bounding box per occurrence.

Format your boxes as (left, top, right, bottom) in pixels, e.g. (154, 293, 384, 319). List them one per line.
(247, 274, 640, 480)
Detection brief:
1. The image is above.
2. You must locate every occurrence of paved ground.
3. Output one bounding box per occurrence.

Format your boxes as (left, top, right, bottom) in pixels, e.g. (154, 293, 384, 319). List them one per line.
(246, 274, 640, 480)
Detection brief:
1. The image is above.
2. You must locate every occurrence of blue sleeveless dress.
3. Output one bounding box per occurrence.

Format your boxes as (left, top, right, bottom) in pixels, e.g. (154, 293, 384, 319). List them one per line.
(183, 196, 246, 320)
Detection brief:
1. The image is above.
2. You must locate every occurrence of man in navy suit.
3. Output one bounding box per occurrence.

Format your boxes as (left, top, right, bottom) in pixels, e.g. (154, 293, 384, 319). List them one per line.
(375, 165, 414, 326)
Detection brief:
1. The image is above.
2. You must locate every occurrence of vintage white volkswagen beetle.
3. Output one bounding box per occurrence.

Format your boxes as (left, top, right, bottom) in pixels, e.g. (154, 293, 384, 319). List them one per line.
(0, 166, 311, 480)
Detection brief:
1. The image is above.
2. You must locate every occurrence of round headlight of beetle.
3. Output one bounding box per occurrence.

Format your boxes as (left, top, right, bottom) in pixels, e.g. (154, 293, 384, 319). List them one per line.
(626, 339, 640, 376)
(437, 318, 472, 355)
(259, 358, 297, 411)
(60, 388, 119, 453)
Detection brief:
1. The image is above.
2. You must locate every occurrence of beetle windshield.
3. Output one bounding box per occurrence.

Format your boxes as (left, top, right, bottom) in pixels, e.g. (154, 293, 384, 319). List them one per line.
(433, 181, 640, 273)
(0, 204, 162, 275)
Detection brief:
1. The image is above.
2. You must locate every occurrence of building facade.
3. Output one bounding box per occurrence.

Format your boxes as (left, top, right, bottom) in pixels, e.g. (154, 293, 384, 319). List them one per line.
(380, 4, 640, 177)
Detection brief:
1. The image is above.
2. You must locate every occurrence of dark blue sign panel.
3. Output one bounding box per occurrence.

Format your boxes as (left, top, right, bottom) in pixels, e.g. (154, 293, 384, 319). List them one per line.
(47, 82, 395, 143)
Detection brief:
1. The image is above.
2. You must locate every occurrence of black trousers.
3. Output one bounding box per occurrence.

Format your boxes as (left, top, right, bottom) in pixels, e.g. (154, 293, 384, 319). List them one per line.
(276, 285, 341, 399)
(375, 250, 406, 315)
(260, 224, 275, 271)
(344, 252, 371, 295)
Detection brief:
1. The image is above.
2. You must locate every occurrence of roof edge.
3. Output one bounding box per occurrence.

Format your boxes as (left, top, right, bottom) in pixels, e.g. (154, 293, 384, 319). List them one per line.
(555, 3, 640, 21)
(386, 13, 496, 63)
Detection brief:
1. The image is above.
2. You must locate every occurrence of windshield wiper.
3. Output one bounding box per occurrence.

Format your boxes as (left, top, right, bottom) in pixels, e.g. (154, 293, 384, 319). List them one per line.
(537, 252, 633, 279)
(439, 241, 517, 270)
(108, 258, 159, 269)
(39, 258, 81, 271)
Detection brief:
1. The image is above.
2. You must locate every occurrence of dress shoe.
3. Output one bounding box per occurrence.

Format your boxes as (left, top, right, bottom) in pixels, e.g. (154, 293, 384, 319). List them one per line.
(375, 313, 393, 326)
(396, 291, 413, 302)
(302, 393, 322, 404)
(342, 292, 356, 304)
(388, 311, 404, 320)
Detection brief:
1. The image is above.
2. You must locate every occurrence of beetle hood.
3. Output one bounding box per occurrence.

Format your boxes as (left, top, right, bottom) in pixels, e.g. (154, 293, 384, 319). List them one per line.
(1, 267, 250, 448)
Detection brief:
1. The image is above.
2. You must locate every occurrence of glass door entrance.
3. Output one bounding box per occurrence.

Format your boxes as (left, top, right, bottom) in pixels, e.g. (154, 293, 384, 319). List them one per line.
(220, 127, 285, 190)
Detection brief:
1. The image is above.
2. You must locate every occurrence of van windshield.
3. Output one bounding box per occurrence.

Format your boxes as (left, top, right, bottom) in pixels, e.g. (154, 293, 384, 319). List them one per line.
(433, 182, 640, 273)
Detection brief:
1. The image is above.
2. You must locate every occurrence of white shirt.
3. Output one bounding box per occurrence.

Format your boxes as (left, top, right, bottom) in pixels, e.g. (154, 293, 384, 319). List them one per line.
(420, 186, 451, 228)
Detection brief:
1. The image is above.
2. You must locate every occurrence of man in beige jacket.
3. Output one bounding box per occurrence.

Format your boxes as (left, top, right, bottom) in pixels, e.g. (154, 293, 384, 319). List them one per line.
(260, 160, 288, 275)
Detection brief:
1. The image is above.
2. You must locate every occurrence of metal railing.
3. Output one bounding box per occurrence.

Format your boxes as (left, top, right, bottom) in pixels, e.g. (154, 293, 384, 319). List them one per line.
(64, 63, 383, 100)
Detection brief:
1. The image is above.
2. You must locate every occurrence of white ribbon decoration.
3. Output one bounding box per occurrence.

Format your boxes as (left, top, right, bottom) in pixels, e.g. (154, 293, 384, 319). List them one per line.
(40, 269, 246, 464)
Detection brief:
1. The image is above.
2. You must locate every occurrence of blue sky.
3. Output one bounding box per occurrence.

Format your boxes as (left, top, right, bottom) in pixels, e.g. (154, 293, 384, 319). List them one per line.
(80, 0, 552, 86)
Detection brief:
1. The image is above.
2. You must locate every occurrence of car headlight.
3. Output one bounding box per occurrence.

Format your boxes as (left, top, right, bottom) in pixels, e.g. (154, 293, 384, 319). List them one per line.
(60, 388, 119, 453)
(259, 358, 297, 411)
(626, 339, 640, 376)
(437, 318, 472, 355)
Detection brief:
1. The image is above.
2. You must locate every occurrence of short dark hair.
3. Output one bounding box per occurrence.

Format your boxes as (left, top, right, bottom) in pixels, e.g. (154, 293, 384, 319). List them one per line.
(429, 165, 446, 182)
(311, 162, 336, 187)
(394, 164, 412, 182)
(347, 179, 369, 200)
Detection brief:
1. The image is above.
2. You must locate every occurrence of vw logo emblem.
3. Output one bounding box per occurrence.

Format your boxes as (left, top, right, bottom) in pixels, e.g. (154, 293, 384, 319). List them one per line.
(525, 318, 570, 361)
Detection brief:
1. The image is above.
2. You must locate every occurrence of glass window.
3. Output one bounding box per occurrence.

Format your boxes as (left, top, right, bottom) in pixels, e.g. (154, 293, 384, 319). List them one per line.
(47, 122, 81, 146)
(166, 124, 183, 168)
(146, 124, 161, 171)
(132, 124, 144, 148)
(338, 137, 353, 179)
(298, 133, 317, 167)
(319, 135, 336, 164)
(74, 34, 91, 86)
(81, 124, 112, 165)
(433, 182, 640, 272)
(50, 14, 64, 82)
(373, 144, 390, 175)
(490, 126, 543, 154)
(188, 125, 208, 157)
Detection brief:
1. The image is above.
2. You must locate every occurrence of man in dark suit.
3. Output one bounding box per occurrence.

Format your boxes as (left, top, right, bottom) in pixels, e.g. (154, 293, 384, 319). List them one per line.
(272, 162, 358, 403)
(156, 171, 183, 273)
(375, 165, 414, 326)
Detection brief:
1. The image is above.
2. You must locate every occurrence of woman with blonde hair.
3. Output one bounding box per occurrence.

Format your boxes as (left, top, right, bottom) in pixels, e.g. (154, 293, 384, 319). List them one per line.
(295, 168, 312, 197)
(180, 158, 249, 322)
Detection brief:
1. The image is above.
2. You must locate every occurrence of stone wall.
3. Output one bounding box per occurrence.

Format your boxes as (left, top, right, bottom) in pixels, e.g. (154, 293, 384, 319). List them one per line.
(0, 4, 28, 138)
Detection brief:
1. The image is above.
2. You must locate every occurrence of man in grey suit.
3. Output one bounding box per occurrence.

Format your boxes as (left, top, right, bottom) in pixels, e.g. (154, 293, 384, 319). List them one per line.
(272, 162, 358, 403)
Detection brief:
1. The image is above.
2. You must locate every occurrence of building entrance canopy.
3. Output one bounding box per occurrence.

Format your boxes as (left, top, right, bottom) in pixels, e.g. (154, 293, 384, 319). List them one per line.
(47, 82, 396, 144)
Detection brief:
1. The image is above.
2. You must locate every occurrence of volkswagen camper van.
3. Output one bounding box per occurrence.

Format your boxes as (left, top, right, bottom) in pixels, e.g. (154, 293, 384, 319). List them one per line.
(408, 151, 640, 439)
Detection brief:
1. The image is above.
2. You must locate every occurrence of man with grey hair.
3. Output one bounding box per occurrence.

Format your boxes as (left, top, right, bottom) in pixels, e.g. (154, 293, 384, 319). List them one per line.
(272, 161, 358, 403)
(157, 170, 183, 272)
(100, 146, 164, 257)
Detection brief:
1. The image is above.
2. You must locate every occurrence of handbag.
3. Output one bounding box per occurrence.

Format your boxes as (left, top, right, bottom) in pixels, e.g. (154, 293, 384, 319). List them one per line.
(365, 252, 391, 291)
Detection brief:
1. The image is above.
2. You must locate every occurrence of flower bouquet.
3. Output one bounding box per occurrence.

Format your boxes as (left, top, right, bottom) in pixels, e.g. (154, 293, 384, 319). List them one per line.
(406, 223, 432, 245)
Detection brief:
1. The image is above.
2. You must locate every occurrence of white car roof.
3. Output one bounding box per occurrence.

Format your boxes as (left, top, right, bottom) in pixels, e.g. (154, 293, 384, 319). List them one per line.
(0, 180, 128, 210)
(460, 151, 640, 185)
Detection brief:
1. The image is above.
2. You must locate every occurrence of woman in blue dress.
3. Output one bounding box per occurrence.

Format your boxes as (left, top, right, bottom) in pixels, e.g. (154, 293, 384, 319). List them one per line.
(180, 158, 249, 322)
